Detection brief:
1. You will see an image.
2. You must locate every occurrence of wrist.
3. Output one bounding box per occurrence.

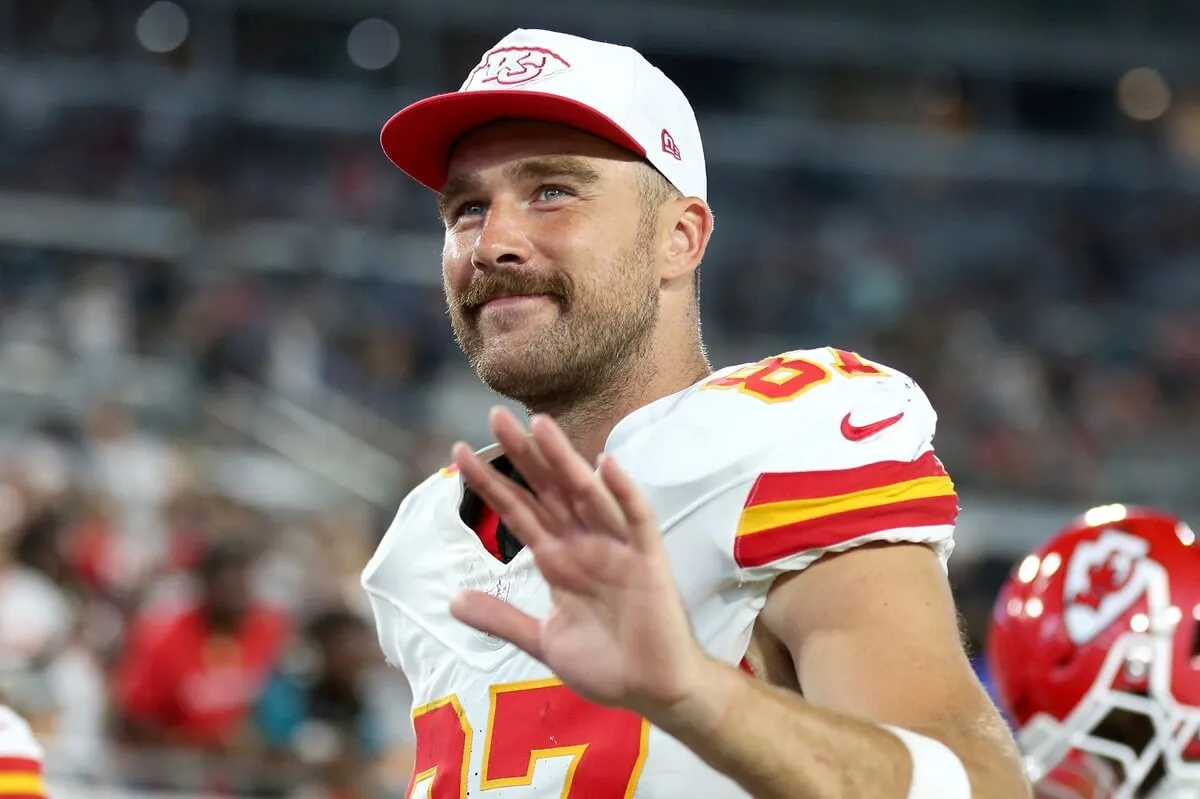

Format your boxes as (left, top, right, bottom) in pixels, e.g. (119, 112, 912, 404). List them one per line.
(643, 653, 742, 739)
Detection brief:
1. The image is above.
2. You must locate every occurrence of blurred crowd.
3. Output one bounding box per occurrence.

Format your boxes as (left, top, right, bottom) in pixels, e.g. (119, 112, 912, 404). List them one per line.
(0, 401, 416, 796)
(710, 174, 1200, 504)
(5, 106, 1198, 504)
(0, 3, 1197, 796)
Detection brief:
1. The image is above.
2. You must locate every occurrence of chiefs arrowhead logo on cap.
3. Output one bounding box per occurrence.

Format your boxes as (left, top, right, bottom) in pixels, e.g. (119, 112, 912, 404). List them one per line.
(461, 46, 572, 91)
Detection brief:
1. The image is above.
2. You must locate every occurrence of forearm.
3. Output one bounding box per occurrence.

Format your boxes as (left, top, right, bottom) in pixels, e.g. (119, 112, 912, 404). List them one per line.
(650, 656, 908, 798)
(649, 656, 1022, 799)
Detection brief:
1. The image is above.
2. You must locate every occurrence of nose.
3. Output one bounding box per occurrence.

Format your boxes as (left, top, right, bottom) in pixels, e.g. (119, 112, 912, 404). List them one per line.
(471, 202, 532, 271)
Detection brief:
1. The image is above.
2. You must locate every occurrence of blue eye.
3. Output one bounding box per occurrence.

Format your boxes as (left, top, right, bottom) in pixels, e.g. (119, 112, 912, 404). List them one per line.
(537, 186, 571, 202)
(456, 201, 485, 218)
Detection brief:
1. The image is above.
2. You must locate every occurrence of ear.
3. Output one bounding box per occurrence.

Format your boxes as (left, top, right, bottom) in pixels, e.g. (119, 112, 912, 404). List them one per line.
(659, 198, 714, 285)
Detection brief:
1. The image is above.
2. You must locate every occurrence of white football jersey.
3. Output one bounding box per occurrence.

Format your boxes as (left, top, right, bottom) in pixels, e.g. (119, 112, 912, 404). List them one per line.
(362, 347, 959, 799)
(0, 704, 45, 797)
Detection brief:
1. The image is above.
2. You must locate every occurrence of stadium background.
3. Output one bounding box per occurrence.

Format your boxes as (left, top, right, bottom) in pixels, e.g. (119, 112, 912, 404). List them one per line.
(0, 0, 1198, 795)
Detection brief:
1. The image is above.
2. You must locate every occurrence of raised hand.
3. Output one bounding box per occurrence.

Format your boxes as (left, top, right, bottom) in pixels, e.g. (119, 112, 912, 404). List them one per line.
(448, 407, 706, 716)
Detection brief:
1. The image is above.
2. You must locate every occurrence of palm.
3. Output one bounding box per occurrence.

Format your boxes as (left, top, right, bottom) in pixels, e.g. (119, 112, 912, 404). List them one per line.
(448, 408, 700, 713)
(535, 538, 677, 704)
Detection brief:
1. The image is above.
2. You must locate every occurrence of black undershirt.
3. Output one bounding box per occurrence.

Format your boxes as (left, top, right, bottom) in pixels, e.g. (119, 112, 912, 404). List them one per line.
(459, 455, 528, 563)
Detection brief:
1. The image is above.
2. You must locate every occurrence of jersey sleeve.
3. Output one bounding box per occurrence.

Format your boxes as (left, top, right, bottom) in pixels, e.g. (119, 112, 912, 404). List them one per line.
(731, 362, 958, 580)
(0, 705, 45, 797)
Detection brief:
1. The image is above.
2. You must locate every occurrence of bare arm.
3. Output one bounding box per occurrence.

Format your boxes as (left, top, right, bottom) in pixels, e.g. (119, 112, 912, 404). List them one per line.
(646, 543, 1032, 798)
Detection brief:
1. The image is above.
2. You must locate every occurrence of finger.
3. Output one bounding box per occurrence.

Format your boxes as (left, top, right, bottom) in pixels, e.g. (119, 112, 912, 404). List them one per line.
(452, 443, 554, 547)
(529, 415, 628, 536)
(488, 407, 560, 494)
(531, 538, 601, 596)
(454, 439, 571, 542)
(486, 408, 575, 528)
(598, 453, 661, 552)
(449, 591, 544, 661)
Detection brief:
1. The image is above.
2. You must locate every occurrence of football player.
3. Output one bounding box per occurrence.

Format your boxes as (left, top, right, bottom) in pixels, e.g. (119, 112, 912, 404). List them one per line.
(363, 27, 1028, 799)
(988, 504, 1200, 799)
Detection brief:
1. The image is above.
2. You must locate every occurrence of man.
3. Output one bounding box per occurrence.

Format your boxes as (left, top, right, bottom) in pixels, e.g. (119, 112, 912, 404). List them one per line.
(254, 609, 387, 795)
(362, 28, 1028, 798)
(988, 504, 1200, 799)
(114, 542, 290, 752)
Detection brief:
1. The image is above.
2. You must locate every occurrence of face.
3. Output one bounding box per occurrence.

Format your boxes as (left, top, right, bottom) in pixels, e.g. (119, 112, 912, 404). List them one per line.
(438, 122, 663, 409)
(204, 563, 250, 626)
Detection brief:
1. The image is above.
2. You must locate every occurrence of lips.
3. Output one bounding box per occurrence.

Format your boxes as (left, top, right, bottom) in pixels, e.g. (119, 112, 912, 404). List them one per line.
(472, 292, 559, 313)
(484, 292, 543, 304)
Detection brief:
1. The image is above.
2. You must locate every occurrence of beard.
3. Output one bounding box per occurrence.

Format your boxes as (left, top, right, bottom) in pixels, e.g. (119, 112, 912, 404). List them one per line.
(447, 236, 659, 412)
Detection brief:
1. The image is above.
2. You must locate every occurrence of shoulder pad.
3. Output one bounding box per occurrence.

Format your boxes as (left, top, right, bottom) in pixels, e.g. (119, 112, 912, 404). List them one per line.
(682, 347, 955, 577)
(672, 347, 930, 463)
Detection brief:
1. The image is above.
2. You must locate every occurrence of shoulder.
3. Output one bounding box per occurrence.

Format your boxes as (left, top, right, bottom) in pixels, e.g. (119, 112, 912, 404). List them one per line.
(132, 607, 198, 658)
(245, 605, 292, 641)
(360, 461, 468, 595)
(633, 347, 938, 472)
(668, 347, 956, 577)
(701, 347, 932, 439)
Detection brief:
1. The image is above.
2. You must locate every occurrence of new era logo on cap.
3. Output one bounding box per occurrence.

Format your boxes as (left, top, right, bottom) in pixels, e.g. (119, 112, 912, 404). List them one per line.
(379, 29, 707, 202)
(661, 129, 681, 160)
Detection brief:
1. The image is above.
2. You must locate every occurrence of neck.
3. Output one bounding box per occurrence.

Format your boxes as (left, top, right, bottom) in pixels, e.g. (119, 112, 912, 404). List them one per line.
(530, 339, 711, 465)
(205, 608, 243, 633)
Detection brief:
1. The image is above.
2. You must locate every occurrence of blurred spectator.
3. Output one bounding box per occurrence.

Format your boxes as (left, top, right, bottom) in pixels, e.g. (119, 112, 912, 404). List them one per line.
(253, 609, 385, 797)
(61, 263, 132, 364)
(0, 481, 75, 709)
(113, 541, 290, 753)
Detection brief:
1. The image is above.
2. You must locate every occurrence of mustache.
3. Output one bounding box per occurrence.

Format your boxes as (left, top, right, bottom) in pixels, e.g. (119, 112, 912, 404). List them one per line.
(456, 271, 572, 312)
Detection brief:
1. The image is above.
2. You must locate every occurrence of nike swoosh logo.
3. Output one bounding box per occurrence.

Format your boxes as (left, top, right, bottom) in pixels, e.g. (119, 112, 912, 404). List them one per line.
(840, 411, 905, 441)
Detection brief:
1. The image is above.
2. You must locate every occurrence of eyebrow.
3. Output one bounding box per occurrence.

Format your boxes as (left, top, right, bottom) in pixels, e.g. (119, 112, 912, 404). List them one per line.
(437, 156, 602, 221)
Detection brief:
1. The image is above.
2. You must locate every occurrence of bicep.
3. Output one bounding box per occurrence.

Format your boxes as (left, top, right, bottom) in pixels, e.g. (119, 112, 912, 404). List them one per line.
(760, 542, 1032, 795)
(759, 542, 985, 728)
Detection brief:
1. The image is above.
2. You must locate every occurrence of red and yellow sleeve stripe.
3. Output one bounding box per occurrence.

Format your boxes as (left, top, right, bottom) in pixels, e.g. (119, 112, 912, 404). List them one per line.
(734, 451, 958, 569)
(0, 757, 45, 798)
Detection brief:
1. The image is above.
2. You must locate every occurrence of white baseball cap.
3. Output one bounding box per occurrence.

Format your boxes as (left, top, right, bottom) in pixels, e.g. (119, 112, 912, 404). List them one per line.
(380, 29, 707, 202)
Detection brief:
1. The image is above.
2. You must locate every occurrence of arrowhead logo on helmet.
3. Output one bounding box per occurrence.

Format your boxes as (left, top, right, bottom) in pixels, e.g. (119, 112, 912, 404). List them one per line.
(1063, 529, 1157, 646)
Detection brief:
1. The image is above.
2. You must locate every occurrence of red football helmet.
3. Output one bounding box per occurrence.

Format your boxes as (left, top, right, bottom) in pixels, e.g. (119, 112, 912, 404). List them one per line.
(988, 504, 1200, 799)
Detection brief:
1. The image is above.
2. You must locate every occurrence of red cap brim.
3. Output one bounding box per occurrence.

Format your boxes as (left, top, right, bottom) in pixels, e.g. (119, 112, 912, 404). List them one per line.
(379, 90, 646, 192)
